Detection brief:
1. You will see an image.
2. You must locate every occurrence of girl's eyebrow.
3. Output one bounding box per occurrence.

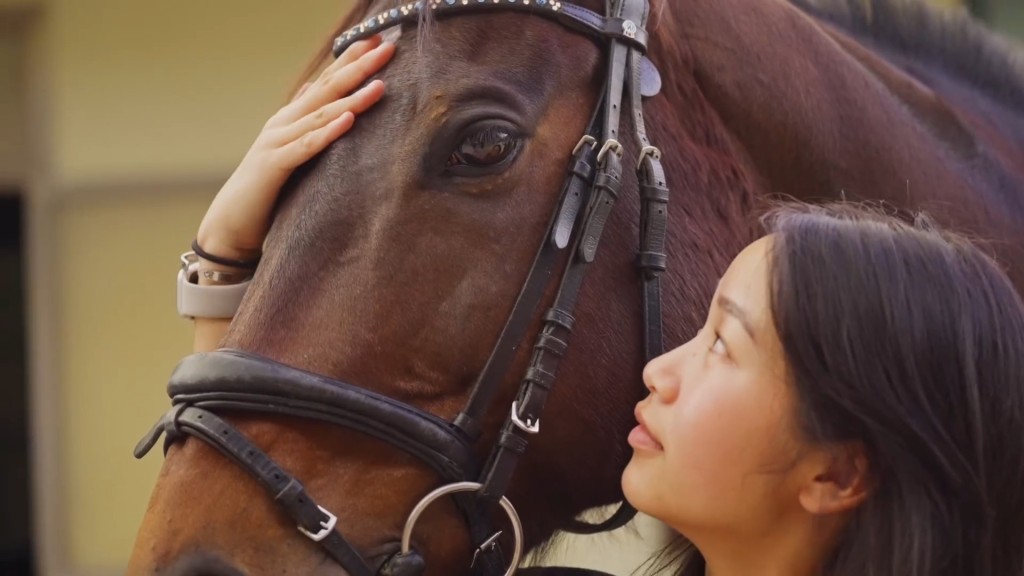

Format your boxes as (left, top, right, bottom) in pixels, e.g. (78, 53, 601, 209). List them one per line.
(716, 295, 757, 343)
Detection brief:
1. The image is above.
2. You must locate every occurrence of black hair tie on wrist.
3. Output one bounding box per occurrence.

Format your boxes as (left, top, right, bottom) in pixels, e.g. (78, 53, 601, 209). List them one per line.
(191, 239, 261, 270)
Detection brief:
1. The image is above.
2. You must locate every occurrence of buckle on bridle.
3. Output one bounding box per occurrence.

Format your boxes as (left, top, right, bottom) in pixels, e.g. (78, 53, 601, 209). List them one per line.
(637, 145, 662, 171)
(470, 531, 504, 568)
(572, 135, 597, 155)
(510, 401, 541, 434)
(596, 139, 623, 164)
(297, 505, 338, 542)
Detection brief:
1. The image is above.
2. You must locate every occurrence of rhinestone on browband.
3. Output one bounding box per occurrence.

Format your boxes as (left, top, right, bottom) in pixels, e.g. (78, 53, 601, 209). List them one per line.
(333, 0, 565, 56)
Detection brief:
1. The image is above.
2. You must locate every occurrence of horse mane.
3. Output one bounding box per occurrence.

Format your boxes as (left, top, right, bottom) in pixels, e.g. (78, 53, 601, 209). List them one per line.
(790, 0, 1024, 113)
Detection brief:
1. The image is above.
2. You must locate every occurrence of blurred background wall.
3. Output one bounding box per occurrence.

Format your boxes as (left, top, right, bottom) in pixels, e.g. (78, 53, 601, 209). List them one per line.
(0, 0, 1020, 574)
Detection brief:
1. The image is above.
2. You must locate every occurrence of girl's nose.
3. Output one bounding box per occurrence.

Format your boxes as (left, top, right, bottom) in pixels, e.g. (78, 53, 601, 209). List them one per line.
(642, 337, 696, 402)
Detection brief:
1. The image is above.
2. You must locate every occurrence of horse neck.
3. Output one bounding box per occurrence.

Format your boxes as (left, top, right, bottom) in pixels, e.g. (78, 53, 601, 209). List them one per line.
(648, 0, 1024, 286)
(507, 12, 766, 548)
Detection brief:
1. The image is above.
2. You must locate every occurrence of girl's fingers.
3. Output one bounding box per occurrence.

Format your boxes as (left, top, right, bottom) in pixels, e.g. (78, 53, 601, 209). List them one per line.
(195, 37, 390, 267)
(290, 82, 313, 103)
(278, 80, 386, 147)
(330, 34, 383, 70)
(276, 112, 356, 168)
(295, 41, 396, 116)
(277, 39, 394, 125)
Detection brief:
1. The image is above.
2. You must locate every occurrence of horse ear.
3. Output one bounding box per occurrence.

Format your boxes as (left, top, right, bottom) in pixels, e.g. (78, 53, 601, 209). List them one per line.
(640, 56, 663, 98)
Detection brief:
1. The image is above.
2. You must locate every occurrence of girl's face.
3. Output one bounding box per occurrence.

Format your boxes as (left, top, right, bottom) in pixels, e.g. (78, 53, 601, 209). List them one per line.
(622, 237, 811, 539)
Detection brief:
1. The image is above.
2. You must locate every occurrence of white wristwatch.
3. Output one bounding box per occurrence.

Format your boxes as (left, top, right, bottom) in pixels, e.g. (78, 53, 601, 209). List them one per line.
(176, 251, 252, 319)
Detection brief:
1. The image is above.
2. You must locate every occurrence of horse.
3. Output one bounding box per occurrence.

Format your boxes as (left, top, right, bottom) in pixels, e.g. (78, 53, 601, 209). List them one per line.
(128, 0, 1024, 574)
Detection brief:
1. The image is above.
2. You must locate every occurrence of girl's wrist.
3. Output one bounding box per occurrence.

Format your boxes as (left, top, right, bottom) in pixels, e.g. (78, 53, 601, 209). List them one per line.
(189, 237, 261, 286)
(192, 236, 262, 266)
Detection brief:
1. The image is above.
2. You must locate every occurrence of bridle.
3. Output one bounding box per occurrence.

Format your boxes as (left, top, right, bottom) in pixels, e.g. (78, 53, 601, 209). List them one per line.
(134, 0, 669, 574)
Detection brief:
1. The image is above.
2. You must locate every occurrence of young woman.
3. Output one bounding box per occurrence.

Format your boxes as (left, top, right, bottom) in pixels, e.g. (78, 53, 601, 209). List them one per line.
(184, 36, 1024, 576)
(623, 207, 1024, 575)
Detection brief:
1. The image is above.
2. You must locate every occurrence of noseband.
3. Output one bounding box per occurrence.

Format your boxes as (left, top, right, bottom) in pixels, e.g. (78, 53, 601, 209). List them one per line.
(135, 0, 669, 574)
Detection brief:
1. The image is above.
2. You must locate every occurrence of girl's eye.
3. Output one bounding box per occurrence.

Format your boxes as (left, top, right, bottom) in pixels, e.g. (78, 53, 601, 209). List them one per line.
(710, 335, 727, 356)
(447, 125, 522, 171)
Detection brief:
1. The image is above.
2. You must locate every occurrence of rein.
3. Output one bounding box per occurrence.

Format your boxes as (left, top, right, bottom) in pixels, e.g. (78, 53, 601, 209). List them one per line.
(135, 0, 670, 574)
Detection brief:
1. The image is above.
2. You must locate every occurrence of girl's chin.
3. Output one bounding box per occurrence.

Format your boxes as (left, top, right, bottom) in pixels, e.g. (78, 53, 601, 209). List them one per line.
(620, 458, 648, 504)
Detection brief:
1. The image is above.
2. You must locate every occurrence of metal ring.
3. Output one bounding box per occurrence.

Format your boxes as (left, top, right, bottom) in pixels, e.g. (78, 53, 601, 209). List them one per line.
(637, 145, 662, 171)
(400, 482, 523, 576)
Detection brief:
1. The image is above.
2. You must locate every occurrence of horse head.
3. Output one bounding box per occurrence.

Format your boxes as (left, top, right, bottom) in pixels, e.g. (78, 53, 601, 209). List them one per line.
(129, 1, 750, 574)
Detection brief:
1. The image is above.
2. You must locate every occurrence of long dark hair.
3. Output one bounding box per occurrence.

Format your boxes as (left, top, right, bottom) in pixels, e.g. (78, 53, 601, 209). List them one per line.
(648, 203, 1024, 576)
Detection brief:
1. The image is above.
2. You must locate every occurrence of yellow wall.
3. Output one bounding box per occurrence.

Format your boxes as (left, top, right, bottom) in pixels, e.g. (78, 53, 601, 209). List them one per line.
(55, 191, 207, 570)
(992, 0, 1024, 38)
(46, 0, 343, 186)
(0, 18, 26, 184)
(0, 0, 35, 9)
(29, 0, 354, 572)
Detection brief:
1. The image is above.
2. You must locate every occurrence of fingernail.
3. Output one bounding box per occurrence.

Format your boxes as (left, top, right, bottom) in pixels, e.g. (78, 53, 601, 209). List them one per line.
(360, 79, 384, 91)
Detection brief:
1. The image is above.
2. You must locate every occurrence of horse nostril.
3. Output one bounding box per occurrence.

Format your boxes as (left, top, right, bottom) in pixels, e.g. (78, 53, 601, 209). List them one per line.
(162, 552, 247, 576)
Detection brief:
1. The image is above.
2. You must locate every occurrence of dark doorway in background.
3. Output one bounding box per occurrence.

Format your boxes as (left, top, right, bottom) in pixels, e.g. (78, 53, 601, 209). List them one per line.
(0, 192, 32, 575)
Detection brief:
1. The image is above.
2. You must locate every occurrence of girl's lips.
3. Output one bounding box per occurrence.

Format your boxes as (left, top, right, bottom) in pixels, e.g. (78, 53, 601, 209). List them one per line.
(628, 411, 663, 451)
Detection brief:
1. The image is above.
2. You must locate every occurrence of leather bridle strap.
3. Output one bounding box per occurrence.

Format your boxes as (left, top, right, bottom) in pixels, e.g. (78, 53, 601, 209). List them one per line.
(135, 404, 375, 576)
(136, 350, 506, 576)
(454, 105, 603, 440)
(138, 350, 479, 481)
(476, 0, 656, 513)
(629, 24, 668, 365)
(568, 0, 668, 534)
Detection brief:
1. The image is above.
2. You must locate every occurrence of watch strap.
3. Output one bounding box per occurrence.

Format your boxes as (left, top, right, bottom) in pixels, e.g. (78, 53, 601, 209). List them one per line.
(176, 264, 251, 319)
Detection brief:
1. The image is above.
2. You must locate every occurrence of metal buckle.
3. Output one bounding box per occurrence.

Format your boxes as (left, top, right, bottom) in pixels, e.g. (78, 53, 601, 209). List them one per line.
(596, 139, 623, 164)
(637, 145, 662, 171)
(179, 251, 200, 284)
(470, 531, 503, 568)
(510, 401, 540, 434)
(572, 135, 597, 155)
(180, 251, 197, 273)
(297, 505, 338, 542)
(401, 482, 523, 576)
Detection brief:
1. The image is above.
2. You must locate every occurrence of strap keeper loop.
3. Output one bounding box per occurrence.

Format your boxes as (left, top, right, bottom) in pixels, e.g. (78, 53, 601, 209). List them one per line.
(640, 183, 669, 203)
(544, 308, 576, 331)
(524, 367, 555, 390)
(636, 251, 667, 271)
(534, 333, 568, 356)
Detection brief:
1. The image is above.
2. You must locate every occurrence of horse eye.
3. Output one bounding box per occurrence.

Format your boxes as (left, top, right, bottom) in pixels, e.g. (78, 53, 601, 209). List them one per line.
(446, 124, 522, 173)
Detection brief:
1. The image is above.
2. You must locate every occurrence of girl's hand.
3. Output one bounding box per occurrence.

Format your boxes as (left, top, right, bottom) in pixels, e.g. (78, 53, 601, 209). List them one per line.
(196, 35, 396, 261)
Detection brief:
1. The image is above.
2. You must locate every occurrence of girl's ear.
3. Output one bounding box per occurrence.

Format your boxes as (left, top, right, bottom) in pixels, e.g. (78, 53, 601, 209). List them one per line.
(798, 442, 871, 515)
